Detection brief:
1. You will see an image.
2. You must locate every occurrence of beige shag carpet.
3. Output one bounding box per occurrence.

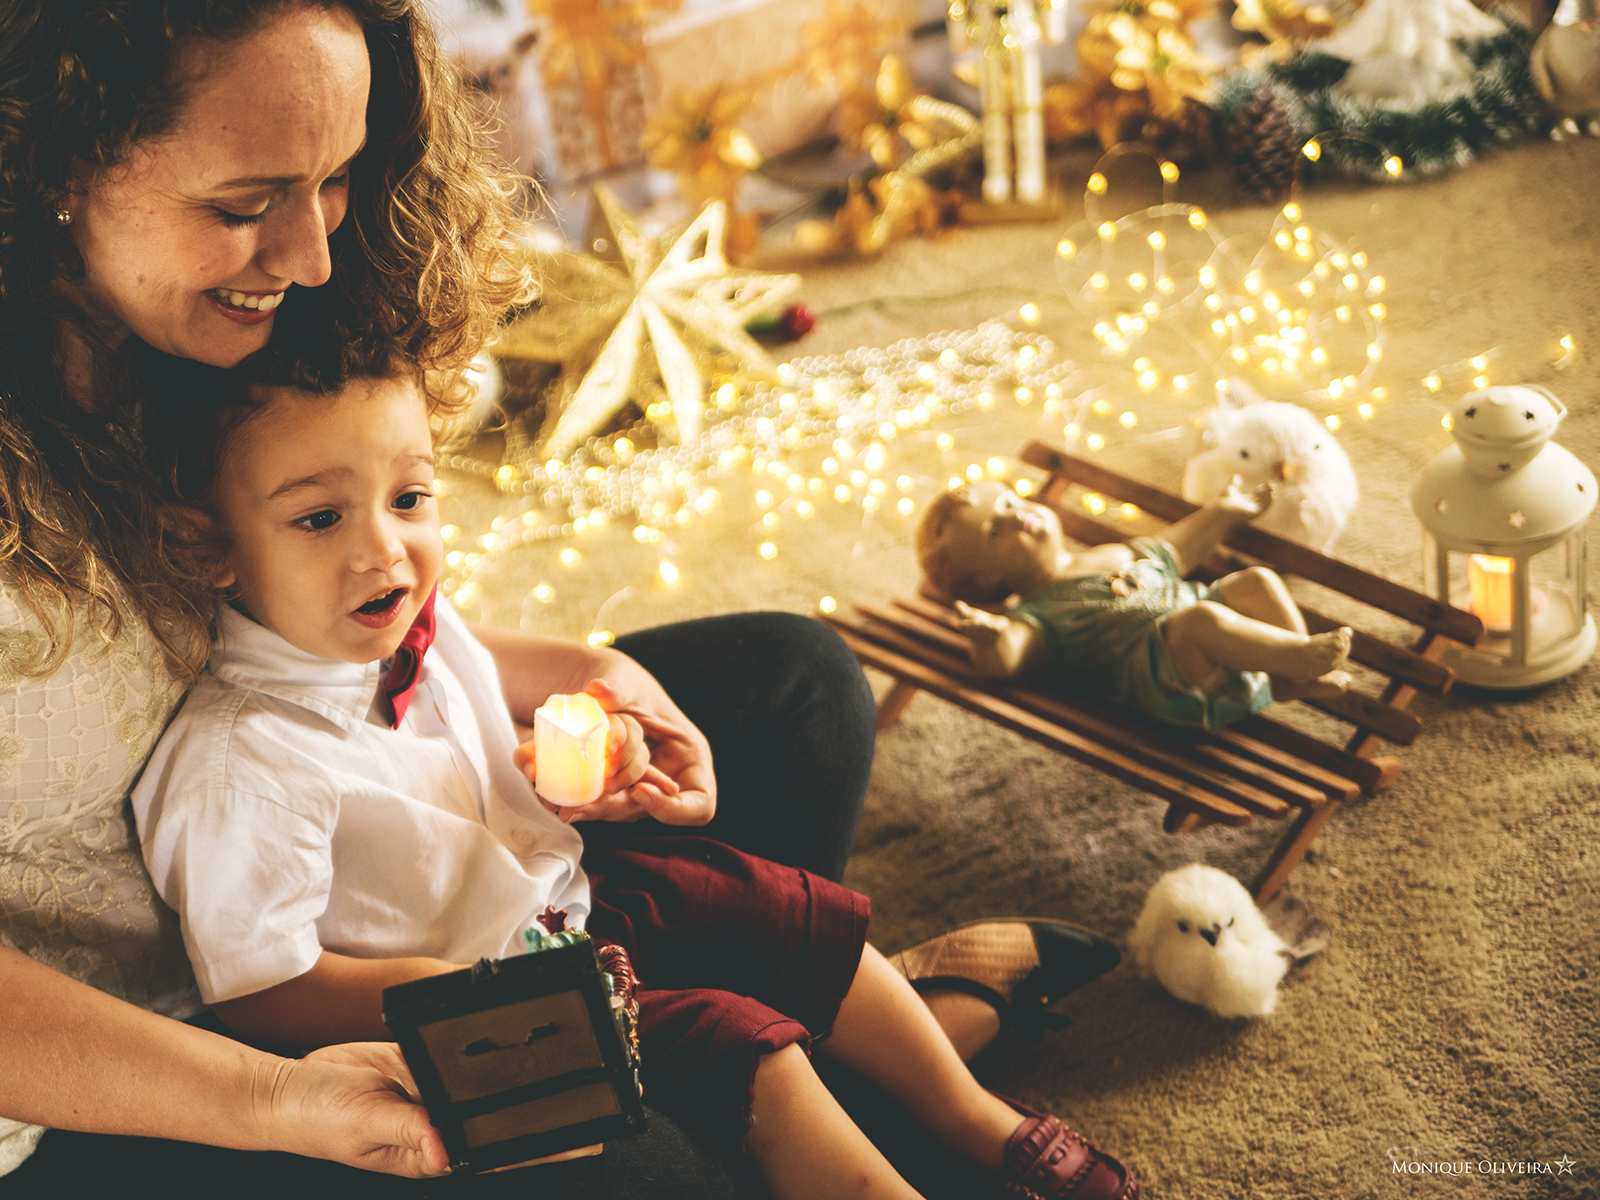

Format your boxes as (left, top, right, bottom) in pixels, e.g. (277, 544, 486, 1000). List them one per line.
(445, 137, 1600, 1198)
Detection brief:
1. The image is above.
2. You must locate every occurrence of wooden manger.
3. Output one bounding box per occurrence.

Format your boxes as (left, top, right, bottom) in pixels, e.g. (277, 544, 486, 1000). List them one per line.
(822, 440, 1485, 901)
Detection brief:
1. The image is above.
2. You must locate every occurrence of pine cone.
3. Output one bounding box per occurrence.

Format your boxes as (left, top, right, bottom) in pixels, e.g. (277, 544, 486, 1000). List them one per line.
(1142, 99, 1216, 167)
(1227, 85, 1302, 203)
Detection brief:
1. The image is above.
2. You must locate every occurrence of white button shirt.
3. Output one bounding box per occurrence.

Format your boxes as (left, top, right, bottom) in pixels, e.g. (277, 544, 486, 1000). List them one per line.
(131, 598, 589, 1005)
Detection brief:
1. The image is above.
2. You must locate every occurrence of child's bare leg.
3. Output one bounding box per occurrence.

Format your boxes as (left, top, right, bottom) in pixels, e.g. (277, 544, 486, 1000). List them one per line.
(1213, 566, 1306, 635)
(746, 1043, 924, 1200)
(1163, 601, 1350, 691)
(1209, 569, 1350, 696)
(917, 990, 1001, 1061)
(818, 944, 1021, 1169)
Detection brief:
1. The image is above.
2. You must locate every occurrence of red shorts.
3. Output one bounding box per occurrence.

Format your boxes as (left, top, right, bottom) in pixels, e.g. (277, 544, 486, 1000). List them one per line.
(582, 837, 870, 1143)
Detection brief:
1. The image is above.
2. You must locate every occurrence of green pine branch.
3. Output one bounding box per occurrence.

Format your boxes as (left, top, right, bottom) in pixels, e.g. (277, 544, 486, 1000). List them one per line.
(1212, 18, 1544, 181)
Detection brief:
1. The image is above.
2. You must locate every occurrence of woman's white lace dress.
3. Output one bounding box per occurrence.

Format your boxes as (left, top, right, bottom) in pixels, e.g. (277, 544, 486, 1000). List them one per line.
(0, 574, 199, 1172)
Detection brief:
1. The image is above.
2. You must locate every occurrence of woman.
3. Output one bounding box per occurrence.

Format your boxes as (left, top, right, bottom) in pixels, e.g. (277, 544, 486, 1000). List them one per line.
(0, 1, 1105, 1194)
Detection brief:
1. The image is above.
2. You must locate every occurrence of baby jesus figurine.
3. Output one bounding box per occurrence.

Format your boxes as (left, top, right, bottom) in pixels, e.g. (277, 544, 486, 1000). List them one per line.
(915, 479, 1353, 731)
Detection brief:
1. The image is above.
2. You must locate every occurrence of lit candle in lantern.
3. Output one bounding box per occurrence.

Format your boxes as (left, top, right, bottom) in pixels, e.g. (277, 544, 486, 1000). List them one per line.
(533, 692, 609, 807)
(1468, 554, 1514, 633)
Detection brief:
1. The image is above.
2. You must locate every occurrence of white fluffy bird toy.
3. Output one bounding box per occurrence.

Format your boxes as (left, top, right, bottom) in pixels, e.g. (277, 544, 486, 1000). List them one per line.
(1182, 394, 1359, 554)
(1129, 864, 1292, 1018)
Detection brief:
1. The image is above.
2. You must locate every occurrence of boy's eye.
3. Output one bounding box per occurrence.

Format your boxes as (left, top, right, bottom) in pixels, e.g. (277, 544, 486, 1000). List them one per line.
(393, 490, 431, 512)
(295, 509, 339, 532)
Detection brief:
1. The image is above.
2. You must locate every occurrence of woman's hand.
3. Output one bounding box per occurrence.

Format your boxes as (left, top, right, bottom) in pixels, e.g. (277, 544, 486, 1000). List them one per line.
(254, 1042, 449, 1178)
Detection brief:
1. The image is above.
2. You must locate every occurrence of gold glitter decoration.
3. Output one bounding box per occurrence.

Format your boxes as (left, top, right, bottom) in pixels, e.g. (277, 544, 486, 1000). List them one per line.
(1046, 0, 1219, 152)
(640, 84, 763, 210)
(1106, 15, 1213, 117)
(839, 55, 939, 170)
(802, 0, 907, 91)
(1229, 0, 1339, 65)
(497, 185, 800, 461)
(794, 95, 979, 256)
(794, 173, 965, 256)
(529, 0, 685, 166)
(1044, 76, 1150, 151)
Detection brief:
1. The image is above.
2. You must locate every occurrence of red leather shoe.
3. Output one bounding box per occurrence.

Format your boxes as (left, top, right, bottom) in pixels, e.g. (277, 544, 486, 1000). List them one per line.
(997, 1096, 1139, 1200)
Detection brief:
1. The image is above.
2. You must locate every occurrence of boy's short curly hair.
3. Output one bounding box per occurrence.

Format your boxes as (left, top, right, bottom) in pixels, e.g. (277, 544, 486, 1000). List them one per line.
(134, 314, 430, 590)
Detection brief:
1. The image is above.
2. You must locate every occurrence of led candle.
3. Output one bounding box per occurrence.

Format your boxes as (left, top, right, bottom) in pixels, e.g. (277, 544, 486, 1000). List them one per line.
(533, 692, 609, 807)
(1468, 554, 1513, 633)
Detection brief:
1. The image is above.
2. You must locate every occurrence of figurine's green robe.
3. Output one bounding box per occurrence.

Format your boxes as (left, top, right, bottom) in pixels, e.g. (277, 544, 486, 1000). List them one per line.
(1012, 538, 1272, 732)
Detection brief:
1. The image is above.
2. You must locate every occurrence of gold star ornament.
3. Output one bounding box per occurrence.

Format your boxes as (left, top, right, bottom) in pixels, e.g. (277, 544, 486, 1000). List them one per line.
(496, 185, 801, 461)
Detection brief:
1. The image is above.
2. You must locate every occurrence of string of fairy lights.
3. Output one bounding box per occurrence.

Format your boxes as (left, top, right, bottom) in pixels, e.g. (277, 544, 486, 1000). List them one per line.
(440, 317, 1074, 618)
(437, 143, 1579, 628)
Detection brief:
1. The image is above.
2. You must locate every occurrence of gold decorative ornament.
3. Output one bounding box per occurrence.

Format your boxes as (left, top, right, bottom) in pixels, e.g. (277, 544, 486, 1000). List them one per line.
(496, 185, 800, 461)
(794, 171, 966, 256)
(1043, 0, 1218, 154)
(640, 84, 763, 210)
(794, 93, 979, 256)
(1228, 0, 1339, 65)
(839, 55, 939, 170)
(1105, 13, 1214, 117)
(946, 0, 1065, 206)
(529, 0, 685, 168)
(802, 0, 907, 91)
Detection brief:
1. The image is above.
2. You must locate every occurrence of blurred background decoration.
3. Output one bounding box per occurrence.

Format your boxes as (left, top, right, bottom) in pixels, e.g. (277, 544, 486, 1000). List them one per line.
(417, 0, 1575, 607)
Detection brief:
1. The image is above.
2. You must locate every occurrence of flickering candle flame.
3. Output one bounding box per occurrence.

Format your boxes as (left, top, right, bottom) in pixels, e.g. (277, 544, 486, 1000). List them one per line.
(1468, 555, 1514, 633)
(533, 692, 609, 807)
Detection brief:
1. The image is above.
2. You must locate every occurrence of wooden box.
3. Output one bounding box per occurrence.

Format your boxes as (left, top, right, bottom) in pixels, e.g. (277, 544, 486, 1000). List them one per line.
(382, 935, 646, 1173)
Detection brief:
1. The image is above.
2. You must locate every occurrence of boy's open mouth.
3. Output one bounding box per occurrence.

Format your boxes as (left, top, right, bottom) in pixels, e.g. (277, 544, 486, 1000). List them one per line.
(357, 588, 406, 615)
(351, 588, 408, 628)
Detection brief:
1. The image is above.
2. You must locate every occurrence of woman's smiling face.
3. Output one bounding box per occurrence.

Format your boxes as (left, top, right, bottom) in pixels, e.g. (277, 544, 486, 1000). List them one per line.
(65, 5, 370, 366)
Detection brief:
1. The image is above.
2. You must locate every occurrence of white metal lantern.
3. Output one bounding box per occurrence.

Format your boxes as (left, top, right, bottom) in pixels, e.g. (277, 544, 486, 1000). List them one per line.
(1411, 385, 1597, 688)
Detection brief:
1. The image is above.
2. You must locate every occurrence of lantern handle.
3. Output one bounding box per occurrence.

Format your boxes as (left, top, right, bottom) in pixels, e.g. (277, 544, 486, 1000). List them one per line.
(1519, 383, 1567, 423)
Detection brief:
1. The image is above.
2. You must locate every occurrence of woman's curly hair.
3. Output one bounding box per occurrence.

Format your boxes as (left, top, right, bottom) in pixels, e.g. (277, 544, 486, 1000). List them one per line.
(0, 0, 533, 677)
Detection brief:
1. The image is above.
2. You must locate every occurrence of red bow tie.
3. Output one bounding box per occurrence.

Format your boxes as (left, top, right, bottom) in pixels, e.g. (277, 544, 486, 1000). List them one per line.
(383, 586, 438, 729)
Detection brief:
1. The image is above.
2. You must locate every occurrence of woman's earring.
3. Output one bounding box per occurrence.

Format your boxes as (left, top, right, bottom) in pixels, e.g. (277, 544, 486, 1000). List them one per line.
(55, 207, 72, 225)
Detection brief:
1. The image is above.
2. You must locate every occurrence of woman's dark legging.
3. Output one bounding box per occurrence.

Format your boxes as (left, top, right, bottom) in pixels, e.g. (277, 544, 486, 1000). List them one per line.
(599, 610, 878, 882)
(10, 613, 948, 1200)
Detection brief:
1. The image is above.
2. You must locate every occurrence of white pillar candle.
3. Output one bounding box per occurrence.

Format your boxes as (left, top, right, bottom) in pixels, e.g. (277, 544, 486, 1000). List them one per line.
(533, 692, 609, 806)
(980, 46, 1013, 203)
(1008, 9, 1046, 204)
(1041, 0, 1068, 44)
(947, 0, 971, 52)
